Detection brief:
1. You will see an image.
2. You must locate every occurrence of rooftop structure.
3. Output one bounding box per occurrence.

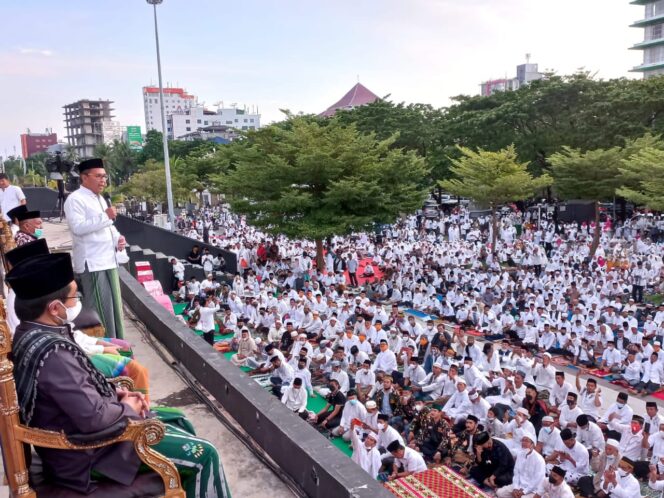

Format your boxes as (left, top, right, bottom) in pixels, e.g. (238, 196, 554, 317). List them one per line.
(143, 86, 197, 134)
(319, 83, 380, 117)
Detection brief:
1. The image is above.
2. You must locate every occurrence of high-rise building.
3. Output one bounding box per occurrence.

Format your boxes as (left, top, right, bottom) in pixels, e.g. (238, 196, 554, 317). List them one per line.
(20, 130, 58, 158)
(143, 86, 197, 133)
(630, 0, 664, 78)
(63, 99, 114, 159)
(166, 106, 260, 140)
(480, 57, 544, 96)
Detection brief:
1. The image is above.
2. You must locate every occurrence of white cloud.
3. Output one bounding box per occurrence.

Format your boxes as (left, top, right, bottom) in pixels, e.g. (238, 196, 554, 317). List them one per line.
(18, 47, 53, 57)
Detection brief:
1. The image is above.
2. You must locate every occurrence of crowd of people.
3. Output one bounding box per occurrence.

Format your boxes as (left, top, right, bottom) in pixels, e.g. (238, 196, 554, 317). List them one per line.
(170, 202, 664, 497)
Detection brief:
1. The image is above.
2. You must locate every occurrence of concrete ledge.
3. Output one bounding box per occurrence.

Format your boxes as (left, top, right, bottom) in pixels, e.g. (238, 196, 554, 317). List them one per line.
(115, 215, 238, 275)
(119, 267, 391, 498)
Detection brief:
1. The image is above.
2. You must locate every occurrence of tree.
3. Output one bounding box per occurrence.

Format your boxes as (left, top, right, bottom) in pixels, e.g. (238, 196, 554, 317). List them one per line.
(94, 141, 139, 185)
(213, 117, 430, 269)
(440, 145, 552, 252)
(549, 146, 623, 258)
(25, 152, 49, 177)
(120, 159, 192, 205)
(617, 145, 664, 211)
(138, 130, 165, 163)
(335, 99, 447, 183)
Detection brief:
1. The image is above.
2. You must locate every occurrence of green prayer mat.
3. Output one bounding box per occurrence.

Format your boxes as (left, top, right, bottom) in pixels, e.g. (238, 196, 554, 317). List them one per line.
(222, 351, 253, 372)
(304, 389, 353, 457)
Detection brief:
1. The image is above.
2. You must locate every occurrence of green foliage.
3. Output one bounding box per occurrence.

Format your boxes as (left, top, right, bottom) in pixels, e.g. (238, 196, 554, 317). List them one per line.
(25, 152, 48, 177)
(618, 146, 664, 211)
(335, 100, 445, 182)
(137, 130, 165, 163)
(440, 145, 552, 208)
(94, 140, 139, 185)
(213, 117, 430, 243)
(119, 159, 193, 204)
(549, 146, 623, 202)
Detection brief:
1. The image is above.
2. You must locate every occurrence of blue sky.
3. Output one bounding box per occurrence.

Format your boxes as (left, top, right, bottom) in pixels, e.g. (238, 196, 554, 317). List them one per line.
(0, 0, 643, 156)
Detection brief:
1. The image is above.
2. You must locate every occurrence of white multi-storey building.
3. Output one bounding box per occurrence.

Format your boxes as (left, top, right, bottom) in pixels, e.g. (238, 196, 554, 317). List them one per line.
(166, 106, 260, 140)
(630, 0, 664, 78)
(143, 86, 197, 134)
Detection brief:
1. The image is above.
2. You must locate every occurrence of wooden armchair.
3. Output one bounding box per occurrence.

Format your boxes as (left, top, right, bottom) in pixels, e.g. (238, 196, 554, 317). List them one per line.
(0, 311, 184, 497)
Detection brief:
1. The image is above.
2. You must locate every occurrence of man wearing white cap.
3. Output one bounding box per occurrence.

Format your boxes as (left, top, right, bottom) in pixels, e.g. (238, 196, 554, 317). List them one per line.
(532, 353, 556, 395)
(442, 377, 471, 423)
(467, 391, 491, 427)
(411, 361, 445, 401)
(577, 438, 621, 498)
(350, 422, 381, 479)
(496, 433, 544, 498)
(536, 416, 561, 457)
(503, 407, 537, 453)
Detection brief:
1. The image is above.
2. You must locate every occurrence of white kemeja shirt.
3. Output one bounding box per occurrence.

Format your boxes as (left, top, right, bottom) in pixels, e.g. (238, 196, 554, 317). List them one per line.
(577, 422, 605, 452)
(281, 385, 308, 412)
(600, 471, 641, 498)
(394, 447, 427, 474)
(512, 448, 546, 495)
(70, 328, 105, 355)
(350, 428, 382, 479)
(64, 186, 121, 273)
(0, 184, 25, 221)
(195, 305, 219, 331)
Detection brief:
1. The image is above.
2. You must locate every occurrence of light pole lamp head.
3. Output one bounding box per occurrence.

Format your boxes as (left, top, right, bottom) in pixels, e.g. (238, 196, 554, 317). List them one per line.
(146, 0, 163, 4)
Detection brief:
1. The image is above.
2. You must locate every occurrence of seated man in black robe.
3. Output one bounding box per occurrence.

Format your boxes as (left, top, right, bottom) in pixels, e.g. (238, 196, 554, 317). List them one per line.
(8, 253, 230, 498)
(469, 431, 515, 491)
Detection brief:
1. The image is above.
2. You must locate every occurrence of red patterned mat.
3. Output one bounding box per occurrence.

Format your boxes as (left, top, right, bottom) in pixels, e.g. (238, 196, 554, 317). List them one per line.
(384, 466, 490, 498)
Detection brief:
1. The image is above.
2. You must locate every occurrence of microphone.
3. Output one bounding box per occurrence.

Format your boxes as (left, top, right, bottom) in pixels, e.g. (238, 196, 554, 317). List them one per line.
(103, 193, 112, 207)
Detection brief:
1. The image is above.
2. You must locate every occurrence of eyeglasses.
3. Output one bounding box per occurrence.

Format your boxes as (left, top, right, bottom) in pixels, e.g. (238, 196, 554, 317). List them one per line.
(85, 173, 108, 180)
(64, 293, 83, 301)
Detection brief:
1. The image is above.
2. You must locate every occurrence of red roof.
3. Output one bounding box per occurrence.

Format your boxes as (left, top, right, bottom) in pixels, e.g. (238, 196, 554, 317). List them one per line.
(143, 86, 195, 100)
(319, 83, 379, 117)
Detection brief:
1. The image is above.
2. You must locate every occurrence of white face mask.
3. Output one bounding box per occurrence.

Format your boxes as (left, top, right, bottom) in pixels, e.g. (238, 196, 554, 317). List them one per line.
(57, 300, 82, 324)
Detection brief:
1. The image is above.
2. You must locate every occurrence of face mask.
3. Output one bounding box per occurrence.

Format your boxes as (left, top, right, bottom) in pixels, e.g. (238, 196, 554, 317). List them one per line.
(57, 300, 82, 324)
(617, 469, 628, 478)
(414, 404, 423, 412)
(548, 475, 558, 485)
(544, 426, 553, 434)
(617, 402, 625, 409)
(567, 400, 575, 407)
(349, 399, 358, 406)
(377, 422, 386, 430)
(34, 228, 43, 239)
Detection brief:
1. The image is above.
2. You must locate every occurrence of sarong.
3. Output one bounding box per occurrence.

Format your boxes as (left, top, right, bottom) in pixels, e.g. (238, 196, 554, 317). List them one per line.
(90, 354, 150, 402)
(78, 266, 125, 339)
(147, 407, 232, 498)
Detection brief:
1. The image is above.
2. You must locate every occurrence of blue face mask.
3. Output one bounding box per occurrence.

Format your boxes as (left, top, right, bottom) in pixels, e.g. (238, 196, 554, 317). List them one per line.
(349, 399, 358, 406)
(34, 228, 43, 239)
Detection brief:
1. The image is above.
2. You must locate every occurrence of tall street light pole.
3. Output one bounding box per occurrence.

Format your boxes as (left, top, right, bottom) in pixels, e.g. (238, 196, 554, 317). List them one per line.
(147, 0, 176, 230)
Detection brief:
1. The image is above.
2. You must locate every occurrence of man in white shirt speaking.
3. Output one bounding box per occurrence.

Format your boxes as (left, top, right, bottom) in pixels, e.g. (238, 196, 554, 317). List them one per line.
(64, 158, 127, 338)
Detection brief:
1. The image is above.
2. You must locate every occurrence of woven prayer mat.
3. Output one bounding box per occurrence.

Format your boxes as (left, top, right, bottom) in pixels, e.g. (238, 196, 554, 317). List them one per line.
(384, 466, 490, 498)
